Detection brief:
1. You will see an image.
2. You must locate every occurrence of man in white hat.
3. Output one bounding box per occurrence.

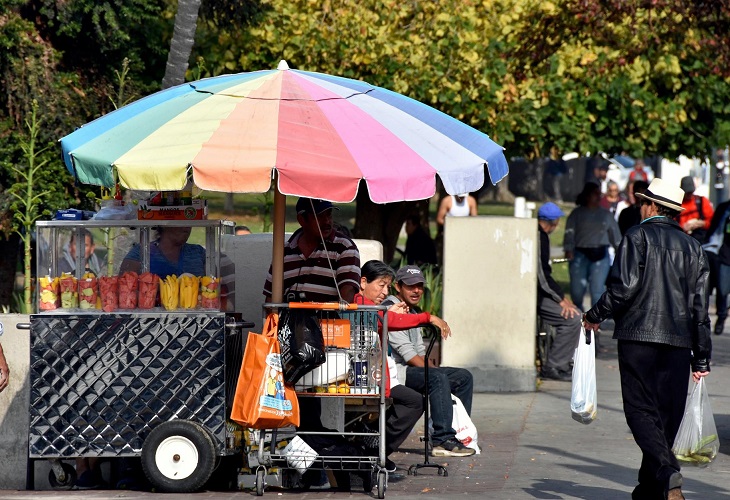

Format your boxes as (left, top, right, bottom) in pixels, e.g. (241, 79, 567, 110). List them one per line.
(583, 178, 711, 500)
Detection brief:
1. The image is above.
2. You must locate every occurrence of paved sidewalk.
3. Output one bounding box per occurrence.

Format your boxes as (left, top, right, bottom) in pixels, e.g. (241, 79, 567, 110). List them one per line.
(1, 324, 728, 499)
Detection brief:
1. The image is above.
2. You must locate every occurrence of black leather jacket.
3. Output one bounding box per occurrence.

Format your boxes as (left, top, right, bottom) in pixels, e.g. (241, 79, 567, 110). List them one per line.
(585, 217, 711, 372)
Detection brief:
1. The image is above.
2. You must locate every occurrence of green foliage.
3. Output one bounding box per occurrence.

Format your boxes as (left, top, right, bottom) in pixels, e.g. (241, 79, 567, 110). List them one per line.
(191, 0, 730, 160)
(419, 264, 443, 318)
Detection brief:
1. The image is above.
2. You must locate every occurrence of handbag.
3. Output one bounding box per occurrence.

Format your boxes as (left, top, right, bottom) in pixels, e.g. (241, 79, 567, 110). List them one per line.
(278, 302, 326, 385)
(571, 326, 598, 424)
(230, 313, 300, 429)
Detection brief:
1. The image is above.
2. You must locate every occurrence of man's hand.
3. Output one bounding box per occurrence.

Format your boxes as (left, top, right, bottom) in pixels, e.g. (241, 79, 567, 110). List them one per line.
(582, 316, 600, 333)
(559, 298, 580, 319)
(682, 219, 705, 233)
(430, 316, 451, 339)
(565, 251, 574, 261)
(692, 371, 710, 383)
(388, 302, 409, 314)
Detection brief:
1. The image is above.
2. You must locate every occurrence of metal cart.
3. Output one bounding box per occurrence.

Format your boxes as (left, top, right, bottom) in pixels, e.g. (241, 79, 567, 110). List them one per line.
(25, 219, 253, 492)
(252, 302, 390, 498)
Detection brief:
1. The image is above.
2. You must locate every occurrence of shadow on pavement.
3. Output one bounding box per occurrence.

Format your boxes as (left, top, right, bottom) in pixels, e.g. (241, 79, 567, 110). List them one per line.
(525, 445, 730, 499)
(523, 478, 625, 500)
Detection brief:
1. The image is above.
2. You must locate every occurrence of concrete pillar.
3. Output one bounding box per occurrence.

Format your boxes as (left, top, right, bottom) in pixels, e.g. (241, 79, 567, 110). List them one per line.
(441, 217, 537, 392)
(0, 314, 30, 489)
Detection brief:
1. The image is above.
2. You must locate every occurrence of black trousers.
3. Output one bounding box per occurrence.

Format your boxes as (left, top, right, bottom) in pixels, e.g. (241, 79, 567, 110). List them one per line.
(618, 340, 691, 500)
(386, 384, 423, 455)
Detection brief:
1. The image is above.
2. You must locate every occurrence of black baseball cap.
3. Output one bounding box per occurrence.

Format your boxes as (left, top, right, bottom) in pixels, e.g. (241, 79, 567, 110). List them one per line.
(296, 198, 339, 215)
(395, 265, 426, 285)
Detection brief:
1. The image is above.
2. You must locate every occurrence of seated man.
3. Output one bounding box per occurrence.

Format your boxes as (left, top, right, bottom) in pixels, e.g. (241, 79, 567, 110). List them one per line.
(536, 203, 582, 381)
(384, 265, 475, 457)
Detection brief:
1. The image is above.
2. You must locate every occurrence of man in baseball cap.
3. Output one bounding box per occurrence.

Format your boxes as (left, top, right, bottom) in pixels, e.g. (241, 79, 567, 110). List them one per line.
(264, 197, 359, 303)
(536, 203, 581, 381)
(383, 265, 476, 457)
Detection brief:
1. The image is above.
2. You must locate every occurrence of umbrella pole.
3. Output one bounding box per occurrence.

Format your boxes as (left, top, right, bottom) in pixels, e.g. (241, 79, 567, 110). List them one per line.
(271, 179, 286, 303)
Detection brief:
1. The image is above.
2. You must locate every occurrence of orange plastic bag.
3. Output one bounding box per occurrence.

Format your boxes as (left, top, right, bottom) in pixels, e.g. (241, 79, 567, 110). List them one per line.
(230, 314, 300, 429)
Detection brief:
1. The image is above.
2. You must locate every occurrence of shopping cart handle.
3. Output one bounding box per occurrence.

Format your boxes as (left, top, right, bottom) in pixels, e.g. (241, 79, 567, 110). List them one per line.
(288, 302, 359, 311)
(16, 323, 31, 330)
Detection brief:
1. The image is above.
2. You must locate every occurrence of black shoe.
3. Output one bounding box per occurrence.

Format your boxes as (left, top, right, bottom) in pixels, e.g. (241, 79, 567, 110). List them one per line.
(541, 367, 572, 381)
(714, 320, 725, 335)
(431, 438, 476, 457)
(384, 458, 397, 472)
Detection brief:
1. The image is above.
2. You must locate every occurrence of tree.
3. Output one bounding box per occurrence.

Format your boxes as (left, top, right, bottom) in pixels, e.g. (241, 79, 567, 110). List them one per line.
(162, 0, 203, 89)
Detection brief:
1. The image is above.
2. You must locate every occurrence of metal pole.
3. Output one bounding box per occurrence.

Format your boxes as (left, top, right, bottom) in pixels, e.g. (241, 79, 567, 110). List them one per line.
(271, 173, 286, 303)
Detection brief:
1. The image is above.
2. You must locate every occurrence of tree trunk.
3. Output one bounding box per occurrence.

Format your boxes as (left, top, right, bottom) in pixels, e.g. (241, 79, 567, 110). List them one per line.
(0, 234, 20, 309)
(224, 193, 234, 215)
(161, 0, 203, 89)
(352, 181, 427, 263)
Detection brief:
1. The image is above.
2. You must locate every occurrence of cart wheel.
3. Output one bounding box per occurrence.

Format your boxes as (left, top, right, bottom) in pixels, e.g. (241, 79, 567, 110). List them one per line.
(48, 462, 76, 490)
(376, 471, 387, 499)
(255, 467, 266, 496)
(141, 420, 216, 493)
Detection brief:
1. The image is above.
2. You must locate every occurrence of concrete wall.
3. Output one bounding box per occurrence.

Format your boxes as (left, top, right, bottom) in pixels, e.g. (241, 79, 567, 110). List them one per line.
(441, 217, 537, 392)
(223, 234, 382, 329)
(0, 314, 30, 489)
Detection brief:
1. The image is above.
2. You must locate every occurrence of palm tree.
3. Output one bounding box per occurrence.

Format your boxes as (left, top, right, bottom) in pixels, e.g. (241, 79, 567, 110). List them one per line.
(161, 0, 203, 89)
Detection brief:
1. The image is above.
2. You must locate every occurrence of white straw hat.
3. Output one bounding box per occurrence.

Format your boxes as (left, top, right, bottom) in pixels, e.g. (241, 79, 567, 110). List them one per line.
(635, 178, 685, 212)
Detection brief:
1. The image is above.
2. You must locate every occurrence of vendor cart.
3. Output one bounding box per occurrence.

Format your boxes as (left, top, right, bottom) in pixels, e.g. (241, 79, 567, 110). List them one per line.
(251, 302, 390, 498)
(25, 219, 252, 492)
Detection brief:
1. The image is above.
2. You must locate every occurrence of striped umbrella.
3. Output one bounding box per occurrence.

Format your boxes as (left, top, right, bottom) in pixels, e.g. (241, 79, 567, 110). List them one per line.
(60, 61, 509, 301)
(61, 61, 507, 202)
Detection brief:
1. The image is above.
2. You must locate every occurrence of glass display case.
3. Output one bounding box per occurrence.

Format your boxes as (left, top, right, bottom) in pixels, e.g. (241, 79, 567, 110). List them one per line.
(35, 219, 234, 313)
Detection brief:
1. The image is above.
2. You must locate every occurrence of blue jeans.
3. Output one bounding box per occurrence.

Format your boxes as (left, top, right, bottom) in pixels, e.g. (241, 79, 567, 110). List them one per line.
(717, 263, 730, 320)
(569, 250, 611, 310)
(405, 366, 473, 446)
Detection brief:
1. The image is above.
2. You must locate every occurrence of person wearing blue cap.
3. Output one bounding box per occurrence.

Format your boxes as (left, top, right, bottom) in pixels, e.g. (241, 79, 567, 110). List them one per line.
(537, 202, 582, 381)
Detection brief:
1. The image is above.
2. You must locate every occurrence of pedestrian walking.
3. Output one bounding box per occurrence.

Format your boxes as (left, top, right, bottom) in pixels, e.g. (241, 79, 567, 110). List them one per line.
(564, 182, 621, 311)
(583, 178, 712, 500)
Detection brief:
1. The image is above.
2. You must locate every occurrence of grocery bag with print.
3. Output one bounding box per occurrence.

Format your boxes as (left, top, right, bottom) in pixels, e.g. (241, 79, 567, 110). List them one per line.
(230, 314, 300, 429)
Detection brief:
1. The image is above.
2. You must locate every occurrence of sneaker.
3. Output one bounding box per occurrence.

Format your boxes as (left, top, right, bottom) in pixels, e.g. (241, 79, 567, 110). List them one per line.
(384, 458, 397, 472)
(431, 438, 476, 457)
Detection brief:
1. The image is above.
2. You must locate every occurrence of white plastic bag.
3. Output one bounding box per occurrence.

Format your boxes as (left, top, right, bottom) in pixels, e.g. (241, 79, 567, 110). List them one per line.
(452, 394, 480, 453)
(283, 436, 318, 474)
(672, 377, 720, 467)
(571, 327, 598, 424)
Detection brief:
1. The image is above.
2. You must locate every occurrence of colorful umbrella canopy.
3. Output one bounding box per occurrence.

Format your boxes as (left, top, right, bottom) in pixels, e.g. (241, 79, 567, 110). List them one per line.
(61, 61, 508, 202)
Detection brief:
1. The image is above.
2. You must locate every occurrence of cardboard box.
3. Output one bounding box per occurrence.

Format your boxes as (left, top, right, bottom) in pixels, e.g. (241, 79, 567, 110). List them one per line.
(138, 199, 207, 220)
(320, 318, 351, 348)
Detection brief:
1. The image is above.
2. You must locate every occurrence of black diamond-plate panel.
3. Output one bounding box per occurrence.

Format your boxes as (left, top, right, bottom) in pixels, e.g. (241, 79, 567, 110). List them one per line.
(29, 312, 227, 458)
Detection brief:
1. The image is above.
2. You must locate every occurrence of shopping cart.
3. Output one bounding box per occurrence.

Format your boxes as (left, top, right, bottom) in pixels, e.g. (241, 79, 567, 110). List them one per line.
(251, 302, 390, 498)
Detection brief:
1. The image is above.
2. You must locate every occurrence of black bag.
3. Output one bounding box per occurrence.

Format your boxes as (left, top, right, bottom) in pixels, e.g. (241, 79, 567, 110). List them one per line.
(577, 246, 608, 262)
(278, 294, 326, 384)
